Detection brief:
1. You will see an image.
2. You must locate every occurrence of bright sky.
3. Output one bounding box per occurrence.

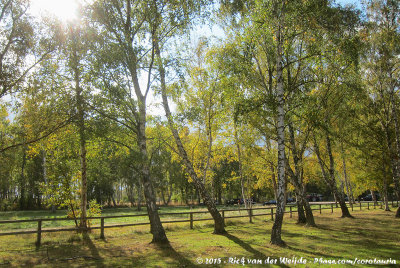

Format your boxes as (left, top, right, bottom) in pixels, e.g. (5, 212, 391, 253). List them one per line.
(29, 0, 80, 22)
(336, 0, 362, 9)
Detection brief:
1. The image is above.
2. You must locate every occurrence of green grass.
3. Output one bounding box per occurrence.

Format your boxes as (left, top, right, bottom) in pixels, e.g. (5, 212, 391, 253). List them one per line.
(0, 202, 387, 231)
(0, 208, 398, 267)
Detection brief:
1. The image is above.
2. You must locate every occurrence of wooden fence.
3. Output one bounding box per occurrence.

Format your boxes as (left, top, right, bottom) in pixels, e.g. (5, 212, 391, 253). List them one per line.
(0, 200, 398, 247)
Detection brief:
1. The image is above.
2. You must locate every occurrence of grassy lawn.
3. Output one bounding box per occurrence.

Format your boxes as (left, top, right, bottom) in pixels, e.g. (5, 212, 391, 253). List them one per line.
(0, 208, 398, 267)
(0, 202, 382, 231)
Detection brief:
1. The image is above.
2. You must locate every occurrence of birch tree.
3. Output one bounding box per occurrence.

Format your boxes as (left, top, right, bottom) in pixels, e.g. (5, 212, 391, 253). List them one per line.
(90, 0, 168, 243)
(362, 0, 400, 217)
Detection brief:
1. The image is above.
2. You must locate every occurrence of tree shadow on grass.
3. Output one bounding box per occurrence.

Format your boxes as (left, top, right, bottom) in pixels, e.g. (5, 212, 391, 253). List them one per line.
(223, 233, 290, 268)
(283, 227, 399, 260)
(82, 233, 104, 265)
(156, 243, 199, 267)
(286, 245, 340, 259)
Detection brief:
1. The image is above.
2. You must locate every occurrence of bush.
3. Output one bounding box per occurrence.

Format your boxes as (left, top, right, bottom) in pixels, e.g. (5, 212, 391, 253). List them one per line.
(0, 200, 12, 211)
(67, 199, 102, 228)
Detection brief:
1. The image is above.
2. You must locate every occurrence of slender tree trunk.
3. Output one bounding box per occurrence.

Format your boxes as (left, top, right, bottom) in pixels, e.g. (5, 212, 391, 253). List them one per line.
(181, 187, 188, 206)
(333, 193, 338, 207)
(112, 196, 117, 207)
(296, 194, 306, 224)
(155, 36, 225, 234)
(326, 135, 352, 218)
(234, 124, 247, 209)
(70, 201, 78, 227)
(114, 2, 168, 243)
(271, 11, 286, 246)
(270, 163, 278, 200)
(371, 190, 378, 205)
(341, 143, 353, 209)
(380, 153, 391, 212)
(295, 186, 315, 226)
(302, 198, 315, 226)
(287, 169, 315, 226)
(383, 180, 390, 211)
(197, 189, 201, 205)
(136, 182, 142, 211)
(288, 123, 315, 226)
(266, 142, 278, 200)
(167, 184, 173, 205)
(314, 134, 352, 218)
(43, 151, 55, 213)
(19, 148, 26, 210)
(349, 182, 355, 204)
(161, 187, 166, 206)
(127, 185, 135, 207)
(70, 28, 88, 230)
(137, 109, 168, 243)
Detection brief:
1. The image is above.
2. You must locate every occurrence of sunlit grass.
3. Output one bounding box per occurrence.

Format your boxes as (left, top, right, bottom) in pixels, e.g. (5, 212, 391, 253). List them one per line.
(0, 202, 392, 231)
(0, 208, 398, 267)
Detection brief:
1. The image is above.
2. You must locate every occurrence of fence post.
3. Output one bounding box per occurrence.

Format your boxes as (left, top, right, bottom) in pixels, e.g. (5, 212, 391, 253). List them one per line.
(271, 208, 274, 221)
(331, 203, 333, 213)
(319, 204, 322, 214)
(367, 202, 369, 210)
(249, 208, 253, 223)
(190, 212, 193, 229)
(222, 210, 225, 226)
(100, 217, 105, 239)
(36, 220, 42, 247)
(374, 202, 376, 209)
(360, 202, 362, 210)
(290, 206, 292, 218)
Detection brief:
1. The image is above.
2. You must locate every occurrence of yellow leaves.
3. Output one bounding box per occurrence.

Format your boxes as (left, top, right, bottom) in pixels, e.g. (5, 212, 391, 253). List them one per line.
(227, 175, 240, 184)
(310, 88, 318, 95)
(27, 145, 40, 157)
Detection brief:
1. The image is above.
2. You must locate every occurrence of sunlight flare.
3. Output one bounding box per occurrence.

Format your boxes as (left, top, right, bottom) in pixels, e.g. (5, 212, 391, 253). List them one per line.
(30, 0, 80, 22)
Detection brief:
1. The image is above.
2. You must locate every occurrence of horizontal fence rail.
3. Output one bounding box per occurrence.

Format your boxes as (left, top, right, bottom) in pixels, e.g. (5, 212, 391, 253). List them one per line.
(0, 200, 398, 247)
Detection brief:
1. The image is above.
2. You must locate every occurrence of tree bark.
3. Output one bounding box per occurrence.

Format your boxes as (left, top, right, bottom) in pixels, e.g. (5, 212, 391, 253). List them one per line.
(127, 184, 135, 207)
(271, 10, 286, 246)
(383, 180, 390, 211)
(348, 181, 355, 205)
(70, 27, 88, 230)
(136, 101, 168, 243)
(314, 134, 352, 218)
(296, 194, 306, 224)
(371, 190, 378, 205)
(287, 123, 316, 226)
(382, 158, 390, 211)
(136, 181, 142, 211)
(154, 36, 225, 234)
(341, 142, 353, 209)
(326, 135, 352, 217)
(19, 147, 26, 210)
(137, 100, 168, 242)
